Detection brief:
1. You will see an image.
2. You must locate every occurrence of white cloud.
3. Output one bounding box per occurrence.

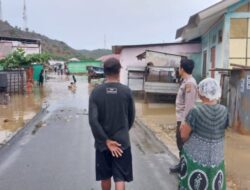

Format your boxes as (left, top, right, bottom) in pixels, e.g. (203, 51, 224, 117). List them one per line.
(2, 0, 221, 50)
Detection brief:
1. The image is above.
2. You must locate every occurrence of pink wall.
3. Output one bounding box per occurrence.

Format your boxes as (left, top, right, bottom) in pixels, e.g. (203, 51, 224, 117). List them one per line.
(119, 43, 201, 84)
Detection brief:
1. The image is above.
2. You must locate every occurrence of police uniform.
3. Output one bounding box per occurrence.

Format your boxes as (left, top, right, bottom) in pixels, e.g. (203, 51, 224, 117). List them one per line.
(175, 76, 197, 151)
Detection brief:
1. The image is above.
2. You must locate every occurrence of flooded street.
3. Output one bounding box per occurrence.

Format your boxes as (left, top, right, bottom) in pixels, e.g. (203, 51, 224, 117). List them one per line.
(0, 73, 178, 190)
(0, 74, 90, 145)
(0, 73, 250, 189)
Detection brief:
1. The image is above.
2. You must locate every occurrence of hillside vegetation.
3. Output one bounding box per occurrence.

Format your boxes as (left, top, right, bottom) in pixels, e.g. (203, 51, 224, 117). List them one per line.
(0, 20, 112, 60)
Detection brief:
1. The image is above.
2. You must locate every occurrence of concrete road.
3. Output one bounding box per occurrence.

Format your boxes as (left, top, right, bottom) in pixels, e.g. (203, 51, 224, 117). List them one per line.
(0, 77, 178, 190)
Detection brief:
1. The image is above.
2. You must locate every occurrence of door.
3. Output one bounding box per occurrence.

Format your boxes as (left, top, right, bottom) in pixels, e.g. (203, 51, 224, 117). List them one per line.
(210, 47, 216, 78)
(202, 51, 207, 78)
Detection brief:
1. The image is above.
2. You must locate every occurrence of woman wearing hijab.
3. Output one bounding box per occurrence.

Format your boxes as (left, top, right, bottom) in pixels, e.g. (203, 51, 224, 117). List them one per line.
(179, 78, 228, 190)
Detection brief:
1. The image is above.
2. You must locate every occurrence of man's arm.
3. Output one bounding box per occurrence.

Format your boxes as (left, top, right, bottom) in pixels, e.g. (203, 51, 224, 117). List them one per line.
(128, 91, 135, 130)
(88, 95, 109, 142)
(183, 83, 197, 122)
(180, 122, 192, 142)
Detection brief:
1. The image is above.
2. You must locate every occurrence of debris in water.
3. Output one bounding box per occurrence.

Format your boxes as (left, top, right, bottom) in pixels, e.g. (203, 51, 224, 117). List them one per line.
(32, 121, 46, 135)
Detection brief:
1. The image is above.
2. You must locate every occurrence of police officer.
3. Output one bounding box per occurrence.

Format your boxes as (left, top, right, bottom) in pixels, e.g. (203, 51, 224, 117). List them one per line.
(170, 58, 197, 173)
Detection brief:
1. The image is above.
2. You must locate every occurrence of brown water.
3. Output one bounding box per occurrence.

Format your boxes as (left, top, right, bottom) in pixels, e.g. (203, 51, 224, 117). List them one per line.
(0, 87, 48, 144)
(0, 73, 93, 145)
(135, 99, 176, 128)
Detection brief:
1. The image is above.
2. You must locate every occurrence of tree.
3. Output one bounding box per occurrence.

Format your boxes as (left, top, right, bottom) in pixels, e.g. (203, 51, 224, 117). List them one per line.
(0, 48, 51, 69)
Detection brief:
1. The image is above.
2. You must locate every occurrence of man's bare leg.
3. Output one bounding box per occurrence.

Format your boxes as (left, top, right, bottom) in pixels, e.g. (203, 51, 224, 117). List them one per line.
(115, 181, 125, 190)
(101, 178, 111, 190)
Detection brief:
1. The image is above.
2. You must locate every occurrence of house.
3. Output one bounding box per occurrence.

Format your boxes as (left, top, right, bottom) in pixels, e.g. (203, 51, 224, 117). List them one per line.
(112, 42, 201, 85)
(66, 60, 102, 74)
(0, 36, 42, 93)
(0, 36, 41, 57)
(136, 50, 185, 99)
(176, 0, 250, 82)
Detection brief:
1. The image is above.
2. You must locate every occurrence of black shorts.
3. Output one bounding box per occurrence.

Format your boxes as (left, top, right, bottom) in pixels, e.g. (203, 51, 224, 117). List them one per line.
(95, 147, 133, 182)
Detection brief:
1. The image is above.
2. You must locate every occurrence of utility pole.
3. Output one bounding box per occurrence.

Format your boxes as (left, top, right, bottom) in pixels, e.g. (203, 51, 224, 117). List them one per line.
(0, 0, 3, 21)
(23, 0, 28, 31)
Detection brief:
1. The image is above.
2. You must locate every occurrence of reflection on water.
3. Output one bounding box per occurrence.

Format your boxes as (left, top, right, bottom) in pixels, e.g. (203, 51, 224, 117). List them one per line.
(0, 88, 48, 131)
(0, 86, 48, 144)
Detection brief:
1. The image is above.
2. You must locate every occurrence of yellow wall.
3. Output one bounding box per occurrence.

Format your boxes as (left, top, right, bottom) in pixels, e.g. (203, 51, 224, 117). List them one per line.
(229, 18, 250, 66)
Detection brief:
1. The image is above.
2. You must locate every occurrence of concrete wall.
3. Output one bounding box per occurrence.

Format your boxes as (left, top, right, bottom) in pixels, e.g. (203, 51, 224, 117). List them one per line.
(0, 40, 41, 57)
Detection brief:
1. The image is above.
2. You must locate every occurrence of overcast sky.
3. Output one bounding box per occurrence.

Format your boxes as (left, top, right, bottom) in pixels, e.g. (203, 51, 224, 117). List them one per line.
(2, 0, 220, 50)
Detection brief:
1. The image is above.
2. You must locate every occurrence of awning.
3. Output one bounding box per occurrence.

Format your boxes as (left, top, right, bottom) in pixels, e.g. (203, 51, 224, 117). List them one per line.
(176, 0, 240, 41)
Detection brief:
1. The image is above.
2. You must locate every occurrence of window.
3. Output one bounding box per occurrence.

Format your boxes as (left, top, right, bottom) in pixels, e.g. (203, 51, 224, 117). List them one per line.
(202, 51, 207, 78)
(229, 18, 250, 66)
(218, 30, 223, 43)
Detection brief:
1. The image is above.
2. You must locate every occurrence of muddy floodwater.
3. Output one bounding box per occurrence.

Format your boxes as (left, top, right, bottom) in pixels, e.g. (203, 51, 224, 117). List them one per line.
(0, 87, 49, 144)
(0, 74, 89, 145)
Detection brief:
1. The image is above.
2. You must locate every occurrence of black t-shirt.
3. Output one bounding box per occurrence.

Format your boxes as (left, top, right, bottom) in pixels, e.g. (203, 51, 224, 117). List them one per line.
(89, 82, 135, 151)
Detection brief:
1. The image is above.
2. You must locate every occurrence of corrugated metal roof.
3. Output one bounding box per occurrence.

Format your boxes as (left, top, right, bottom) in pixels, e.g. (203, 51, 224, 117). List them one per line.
(176, 0, 240, 41)
(136, 50, 187, 60)
(112, 41, 200, 54)
(0, 36, 41, 44)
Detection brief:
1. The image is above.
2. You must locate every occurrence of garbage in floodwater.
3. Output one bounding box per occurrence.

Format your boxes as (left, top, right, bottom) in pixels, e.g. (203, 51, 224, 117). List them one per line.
(32, 121, 46, 135)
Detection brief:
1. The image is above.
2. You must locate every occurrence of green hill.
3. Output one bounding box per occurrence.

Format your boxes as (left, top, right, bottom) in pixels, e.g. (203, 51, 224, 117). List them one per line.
(0, 20, 111, 60)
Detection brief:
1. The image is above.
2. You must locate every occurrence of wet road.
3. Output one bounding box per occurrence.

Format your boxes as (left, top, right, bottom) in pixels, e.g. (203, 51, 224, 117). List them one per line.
(0, 75, 178, 190)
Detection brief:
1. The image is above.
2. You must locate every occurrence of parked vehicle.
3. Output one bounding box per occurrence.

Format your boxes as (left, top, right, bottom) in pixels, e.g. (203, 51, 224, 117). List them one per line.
(87, 66, 105, 83)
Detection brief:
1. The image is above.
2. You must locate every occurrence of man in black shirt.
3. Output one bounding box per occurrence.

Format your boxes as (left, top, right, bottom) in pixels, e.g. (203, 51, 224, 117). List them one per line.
(89, 58, 135, 190)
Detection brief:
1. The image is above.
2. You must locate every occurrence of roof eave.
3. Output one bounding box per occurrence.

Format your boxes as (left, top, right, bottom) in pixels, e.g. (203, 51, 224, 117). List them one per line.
(176, 0, 240, 40)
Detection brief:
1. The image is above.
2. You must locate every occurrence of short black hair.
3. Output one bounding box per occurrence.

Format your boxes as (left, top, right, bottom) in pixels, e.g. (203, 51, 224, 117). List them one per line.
(180, 58, 195, 74)
(104, 58, 121, 76)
